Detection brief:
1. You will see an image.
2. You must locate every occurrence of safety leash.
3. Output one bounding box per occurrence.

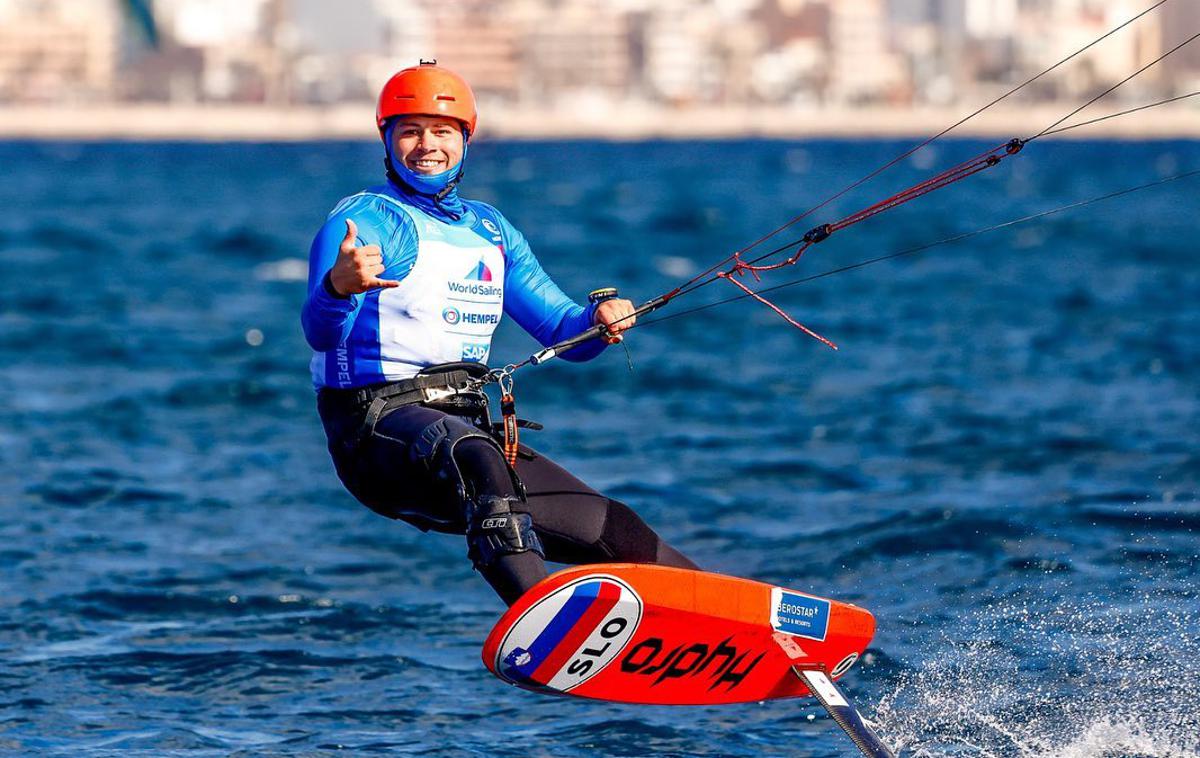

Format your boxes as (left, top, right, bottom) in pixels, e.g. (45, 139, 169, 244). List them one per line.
(495, 367, 519, 466)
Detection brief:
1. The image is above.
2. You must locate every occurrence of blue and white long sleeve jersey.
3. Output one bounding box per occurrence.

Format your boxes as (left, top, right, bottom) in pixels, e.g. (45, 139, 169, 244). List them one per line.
(302, 183, 604, 389)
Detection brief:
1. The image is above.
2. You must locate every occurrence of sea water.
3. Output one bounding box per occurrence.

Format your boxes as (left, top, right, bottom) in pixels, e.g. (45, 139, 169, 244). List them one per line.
(1, 138, 1197, 756)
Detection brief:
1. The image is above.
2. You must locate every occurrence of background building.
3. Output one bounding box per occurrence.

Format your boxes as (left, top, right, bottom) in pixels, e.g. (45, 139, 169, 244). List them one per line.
(0, 0, 1196, 135)
(0, 0, 121, 102)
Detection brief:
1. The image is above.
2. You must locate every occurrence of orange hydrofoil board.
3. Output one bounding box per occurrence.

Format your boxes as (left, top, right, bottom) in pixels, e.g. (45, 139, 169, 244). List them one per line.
(482, 564, 897, 758)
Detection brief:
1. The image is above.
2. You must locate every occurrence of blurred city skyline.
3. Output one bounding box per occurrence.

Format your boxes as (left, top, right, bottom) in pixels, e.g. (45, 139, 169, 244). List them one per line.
(1, 0, 1198, 138)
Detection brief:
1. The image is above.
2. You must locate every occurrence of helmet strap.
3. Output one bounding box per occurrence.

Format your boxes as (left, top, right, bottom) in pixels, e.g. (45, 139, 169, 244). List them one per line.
(432, 168, 465, 220)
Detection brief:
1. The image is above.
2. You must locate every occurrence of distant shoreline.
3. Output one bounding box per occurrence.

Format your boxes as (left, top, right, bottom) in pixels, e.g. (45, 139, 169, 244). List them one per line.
(2, 103, 1198, 141)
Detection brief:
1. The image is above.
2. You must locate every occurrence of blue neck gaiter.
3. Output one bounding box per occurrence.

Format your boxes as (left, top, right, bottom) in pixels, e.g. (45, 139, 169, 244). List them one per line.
(384, 120, 468, 221)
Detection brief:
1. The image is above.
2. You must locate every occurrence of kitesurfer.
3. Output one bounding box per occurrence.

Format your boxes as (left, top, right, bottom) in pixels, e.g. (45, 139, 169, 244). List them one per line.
(301, 61, 698, 605)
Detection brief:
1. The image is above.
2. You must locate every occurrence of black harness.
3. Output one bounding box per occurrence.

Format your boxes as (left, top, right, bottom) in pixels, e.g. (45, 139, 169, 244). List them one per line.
(320, 362, 493, 451)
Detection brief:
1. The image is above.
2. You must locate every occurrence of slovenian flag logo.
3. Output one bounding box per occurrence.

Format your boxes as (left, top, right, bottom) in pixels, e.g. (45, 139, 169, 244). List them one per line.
(465, 259, 493, 282)
(495, 575, 642, 692)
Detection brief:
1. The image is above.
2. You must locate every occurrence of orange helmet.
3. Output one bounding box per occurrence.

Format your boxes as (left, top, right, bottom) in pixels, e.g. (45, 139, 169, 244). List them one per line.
(376, 60, 478, 138)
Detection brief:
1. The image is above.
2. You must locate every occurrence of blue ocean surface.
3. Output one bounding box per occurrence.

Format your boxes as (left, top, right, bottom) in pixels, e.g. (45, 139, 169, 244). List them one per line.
(1, 137, 1198, 757)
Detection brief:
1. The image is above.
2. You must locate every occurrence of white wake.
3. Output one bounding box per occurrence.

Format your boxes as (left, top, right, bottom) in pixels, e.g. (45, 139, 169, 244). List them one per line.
(871, 595, 1200, 757)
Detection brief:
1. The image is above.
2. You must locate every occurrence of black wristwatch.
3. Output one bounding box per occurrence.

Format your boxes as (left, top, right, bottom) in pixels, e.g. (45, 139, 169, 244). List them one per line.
(588, 287, 619, 305)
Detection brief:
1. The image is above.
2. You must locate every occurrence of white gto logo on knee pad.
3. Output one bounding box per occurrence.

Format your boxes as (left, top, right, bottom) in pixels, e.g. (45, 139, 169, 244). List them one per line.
(481, 517, 509, 529)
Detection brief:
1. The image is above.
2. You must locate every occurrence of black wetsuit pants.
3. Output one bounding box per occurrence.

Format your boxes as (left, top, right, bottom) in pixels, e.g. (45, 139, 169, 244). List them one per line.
(318, 393, 697, 605)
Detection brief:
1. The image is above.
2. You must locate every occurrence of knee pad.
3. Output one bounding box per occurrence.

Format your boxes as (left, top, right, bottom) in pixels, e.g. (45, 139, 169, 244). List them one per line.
(411, 417, 523, 503)
(466, 495, 545, 569)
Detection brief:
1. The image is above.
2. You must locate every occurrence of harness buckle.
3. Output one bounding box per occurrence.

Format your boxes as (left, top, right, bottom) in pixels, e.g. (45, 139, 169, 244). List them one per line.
(421, 385, 465, 404)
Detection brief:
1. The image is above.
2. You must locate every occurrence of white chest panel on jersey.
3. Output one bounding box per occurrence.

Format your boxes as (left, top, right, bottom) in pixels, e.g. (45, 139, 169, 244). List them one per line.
(379, 204, 506, 379)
